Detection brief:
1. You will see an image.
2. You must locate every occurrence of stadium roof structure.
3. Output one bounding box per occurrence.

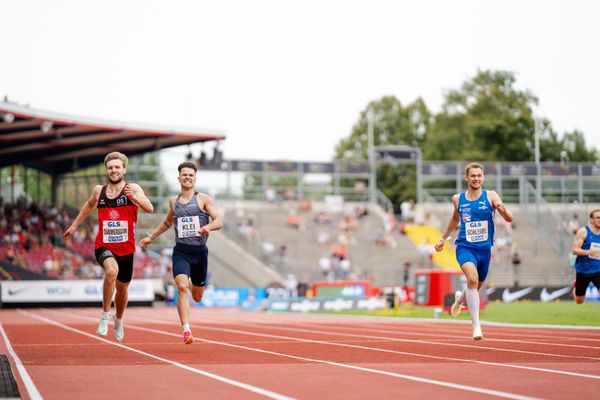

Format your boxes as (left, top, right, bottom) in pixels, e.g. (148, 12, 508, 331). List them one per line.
(0, 102, 226, 175)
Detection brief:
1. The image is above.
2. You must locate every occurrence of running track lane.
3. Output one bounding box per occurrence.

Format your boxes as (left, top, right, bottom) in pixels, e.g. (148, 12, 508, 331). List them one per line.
(0, 307, 597, 399)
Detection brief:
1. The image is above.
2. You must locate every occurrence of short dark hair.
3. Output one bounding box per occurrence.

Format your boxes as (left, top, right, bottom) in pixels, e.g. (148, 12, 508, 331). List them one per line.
(178, 161, 197, 173)
(590, 209, 600, 219)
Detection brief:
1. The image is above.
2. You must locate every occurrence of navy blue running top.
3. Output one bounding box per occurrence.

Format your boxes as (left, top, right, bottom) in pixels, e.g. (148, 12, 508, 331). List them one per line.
(173, 193, 210, 246)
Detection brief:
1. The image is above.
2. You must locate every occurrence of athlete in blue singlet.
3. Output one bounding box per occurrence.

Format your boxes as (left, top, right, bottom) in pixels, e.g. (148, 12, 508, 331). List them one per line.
(571, 209, 600, 304)
(140, 161, 222, 344)
(435, 162, 513, 340)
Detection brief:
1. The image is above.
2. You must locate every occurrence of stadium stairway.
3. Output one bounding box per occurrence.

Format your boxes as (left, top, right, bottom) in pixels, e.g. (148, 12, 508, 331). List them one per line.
(135, 213, 285, 288)
(222, 201, 425, 287)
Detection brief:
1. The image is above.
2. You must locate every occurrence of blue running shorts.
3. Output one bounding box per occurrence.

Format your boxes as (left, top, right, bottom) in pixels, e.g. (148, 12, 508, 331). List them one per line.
(455, 246, 492, 282)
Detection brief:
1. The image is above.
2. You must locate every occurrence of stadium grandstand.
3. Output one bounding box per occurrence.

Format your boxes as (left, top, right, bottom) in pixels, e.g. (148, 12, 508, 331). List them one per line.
(1, 100, 599, 307)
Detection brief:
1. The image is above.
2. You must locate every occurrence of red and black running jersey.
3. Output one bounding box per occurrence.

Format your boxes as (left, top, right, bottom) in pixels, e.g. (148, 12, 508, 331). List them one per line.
(95, 184, 138, 256)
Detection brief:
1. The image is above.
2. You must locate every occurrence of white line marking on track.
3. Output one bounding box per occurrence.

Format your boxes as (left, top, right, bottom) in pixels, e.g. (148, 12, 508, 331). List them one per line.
(189, 320, 600, 380)
(17, 310, 295, 400)
(0, 323, 43, 400)
(54, 310, 542, 400)
(136, 312, 600, 363)
(204, 313, 600, 341)
(105, 310, 600, 381)
(299, 322, 600, 350)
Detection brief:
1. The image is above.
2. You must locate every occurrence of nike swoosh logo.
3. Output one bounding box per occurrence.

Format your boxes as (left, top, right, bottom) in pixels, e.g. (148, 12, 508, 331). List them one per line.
(502, 287, 534, 303)
(8, 287, 29, 296)
(540, 286, 572, 302)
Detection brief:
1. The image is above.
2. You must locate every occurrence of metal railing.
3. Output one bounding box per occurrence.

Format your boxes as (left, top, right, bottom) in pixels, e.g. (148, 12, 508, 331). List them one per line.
(520, 177, 573, 256)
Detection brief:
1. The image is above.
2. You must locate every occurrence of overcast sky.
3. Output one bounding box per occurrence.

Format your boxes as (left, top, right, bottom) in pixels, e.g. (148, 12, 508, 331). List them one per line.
(2, 0, 599, 172)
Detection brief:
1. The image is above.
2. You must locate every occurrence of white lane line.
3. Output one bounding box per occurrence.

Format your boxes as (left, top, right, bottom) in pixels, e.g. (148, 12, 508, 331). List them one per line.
(109, 310, 600, 381)
(279, 321, 600, 350)
(0, 323, 43, 400)
(17, 310, 295, 400)
(57, 310, 541, 400)
(200, 311, 600, 339)
(313, 321, 600, 345)
(130, 312, 600, 363)
(210, 310, 600, 342)
(180, 319, 600, 381)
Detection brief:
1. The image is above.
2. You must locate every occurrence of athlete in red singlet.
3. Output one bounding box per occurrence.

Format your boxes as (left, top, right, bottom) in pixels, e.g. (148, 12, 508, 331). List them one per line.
(64, 152, 153, 341)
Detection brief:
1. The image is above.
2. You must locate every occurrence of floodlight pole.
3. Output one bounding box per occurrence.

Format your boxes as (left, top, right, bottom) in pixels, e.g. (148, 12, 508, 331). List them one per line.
(416, 147, 423, 204)
(367, 109, 376, 204)
(534, 118, 542, 224)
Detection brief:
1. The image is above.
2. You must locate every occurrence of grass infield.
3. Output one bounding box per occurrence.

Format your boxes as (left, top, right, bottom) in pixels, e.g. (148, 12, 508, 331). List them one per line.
(323, 300, 600, 326)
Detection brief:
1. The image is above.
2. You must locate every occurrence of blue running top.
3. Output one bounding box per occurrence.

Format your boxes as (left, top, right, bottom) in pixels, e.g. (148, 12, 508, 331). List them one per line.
(455, 190, 495, 249)
(575, 226, 600, 274)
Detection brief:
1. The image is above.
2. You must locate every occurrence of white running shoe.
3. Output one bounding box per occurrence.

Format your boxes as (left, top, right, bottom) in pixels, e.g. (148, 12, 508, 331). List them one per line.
(472, 326, 484, 341)
(451, 290, 462, 317)
(114, 316, 124, 342)
(97, 313, 111, 337)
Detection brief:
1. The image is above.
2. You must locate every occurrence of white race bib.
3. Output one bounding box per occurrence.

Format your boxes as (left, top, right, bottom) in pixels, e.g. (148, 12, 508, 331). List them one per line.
(466, 221, 488, 243)
(177, 216, 200, 238)
(589, 242, 600, 260)
(102, 220, 128, 243)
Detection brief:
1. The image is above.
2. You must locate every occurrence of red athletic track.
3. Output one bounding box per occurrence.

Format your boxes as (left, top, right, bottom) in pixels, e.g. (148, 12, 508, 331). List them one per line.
(1, 306, 599, 399)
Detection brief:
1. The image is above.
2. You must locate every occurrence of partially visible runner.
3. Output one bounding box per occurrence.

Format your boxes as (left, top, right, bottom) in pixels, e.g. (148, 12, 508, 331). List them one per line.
(434, 162, 513, 340)
(140, 161, 222, 344)
(571, 208, 600, 303)
(64, 152, 153, 341)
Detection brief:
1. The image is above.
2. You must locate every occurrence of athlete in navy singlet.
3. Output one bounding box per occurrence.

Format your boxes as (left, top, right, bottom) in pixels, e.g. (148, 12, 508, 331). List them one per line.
(140, 161, 222, 344)
(435, 162, 513, 340)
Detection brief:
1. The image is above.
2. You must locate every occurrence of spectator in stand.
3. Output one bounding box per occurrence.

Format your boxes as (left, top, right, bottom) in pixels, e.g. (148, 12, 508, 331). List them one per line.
(318, 255, 331, 279)
(276, 245, 288, 267)
(567, 214, 580, 235)
(511, 249, 522, 288)
(299, 199, 312, 212)
(287, 210, 301, 229)
(400, 199, 414, 222)
(286, 273, 298, 298)
(261, 240, 275, 262)
(354, 205, 369, 219)
(317, 231, 330, 246)
(338, 258, 351, 280)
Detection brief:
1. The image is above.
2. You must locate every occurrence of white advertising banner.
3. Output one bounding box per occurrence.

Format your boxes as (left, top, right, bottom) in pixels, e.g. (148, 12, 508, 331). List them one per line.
(1, 280, 154, 303)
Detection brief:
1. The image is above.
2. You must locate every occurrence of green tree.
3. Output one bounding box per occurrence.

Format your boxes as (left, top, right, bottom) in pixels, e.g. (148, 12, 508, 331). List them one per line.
(423, 69, 538, 161)
(334, 96, 432, 210)
(537, 119, 597, 162)
(335, 96, 432, 160)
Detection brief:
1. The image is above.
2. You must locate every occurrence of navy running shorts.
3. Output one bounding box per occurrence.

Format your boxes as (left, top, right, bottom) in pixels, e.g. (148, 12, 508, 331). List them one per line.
(172, 243, 208, 287)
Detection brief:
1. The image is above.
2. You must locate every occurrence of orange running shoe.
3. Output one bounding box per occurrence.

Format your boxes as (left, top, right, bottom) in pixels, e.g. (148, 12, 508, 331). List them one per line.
(183, 330, 194, 345)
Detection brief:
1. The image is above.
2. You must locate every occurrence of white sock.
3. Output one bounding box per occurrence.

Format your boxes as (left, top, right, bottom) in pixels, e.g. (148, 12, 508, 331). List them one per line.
(115, 318, 123, 325)
(458, 290, 467, 304)
(102, 312, 111, 318)
(465, 288, 480, 328)
(182, 324, 190, 333)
